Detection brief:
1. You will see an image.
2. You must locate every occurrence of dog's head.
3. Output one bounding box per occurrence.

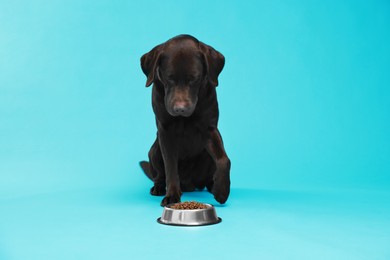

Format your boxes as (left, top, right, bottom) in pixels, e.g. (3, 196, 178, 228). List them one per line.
(141, 35, 224, 117)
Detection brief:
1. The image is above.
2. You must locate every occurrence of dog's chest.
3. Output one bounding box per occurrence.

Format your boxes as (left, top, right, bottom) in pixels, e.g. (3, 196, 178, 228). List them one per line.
(172, 119, 207, 158)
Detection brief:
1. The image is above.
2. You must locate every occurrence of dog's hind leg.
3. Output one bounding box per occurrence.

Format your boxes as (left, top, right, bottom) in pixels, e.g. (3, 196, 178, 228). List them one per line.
(139, 161, 153, 180)
(148, 138, 166, 196)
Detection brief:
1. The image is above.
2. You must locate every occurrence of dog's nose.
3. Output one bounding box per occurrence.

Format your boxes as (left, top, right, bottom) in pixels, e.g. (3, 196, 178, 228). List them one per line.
(173, 102, 190, 115)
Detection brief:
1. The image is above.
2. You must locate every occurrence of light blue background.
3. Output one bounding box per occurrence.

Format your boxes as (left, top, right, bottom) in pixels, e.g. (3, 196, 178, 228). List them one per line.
(1, 1, 389, 259)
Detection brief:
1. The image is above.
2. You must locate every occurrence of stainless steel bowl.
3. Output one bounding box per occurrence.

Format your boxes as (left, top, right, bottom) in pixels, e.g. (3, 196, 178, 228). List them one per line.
(157, 203, 222, 226)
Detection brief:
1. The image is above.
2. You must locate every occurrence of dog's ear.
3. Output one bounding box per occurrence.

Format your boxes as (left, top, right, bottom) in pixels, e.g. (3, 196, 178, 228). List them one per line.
(199, 42, 225, 87)
(140, 44, 163, 87)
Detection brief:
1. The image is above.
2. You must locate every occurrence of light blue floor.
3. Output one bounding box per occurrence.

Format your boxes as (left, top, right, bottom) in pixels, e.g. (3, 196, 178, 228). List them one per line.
(1, 181, 389, 260)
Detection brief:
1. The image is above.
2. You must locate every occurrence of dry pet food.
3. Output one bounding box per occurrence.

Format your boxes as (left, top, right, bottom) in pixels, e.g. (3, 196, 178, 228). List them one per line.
(170, 201, 208, 210)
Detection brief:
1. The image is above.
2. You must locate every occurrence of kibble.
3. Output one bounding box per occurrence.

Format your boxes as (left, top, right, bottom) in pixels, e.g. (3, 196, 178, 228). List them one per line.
(170, 201, 208, 210)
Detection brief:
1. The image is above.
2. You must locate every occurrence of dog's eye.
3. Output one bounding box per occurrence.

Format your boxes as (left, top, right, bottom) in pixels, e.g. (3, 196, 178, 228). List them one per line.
(188, 76, 198, 84)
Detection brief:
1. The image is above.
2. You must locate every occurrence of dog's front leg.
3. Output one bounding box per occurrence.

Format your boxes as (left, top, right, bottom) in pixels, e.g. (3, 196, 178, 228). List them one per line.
(206, 127, 231, 204)
(158, 128, 181, 206)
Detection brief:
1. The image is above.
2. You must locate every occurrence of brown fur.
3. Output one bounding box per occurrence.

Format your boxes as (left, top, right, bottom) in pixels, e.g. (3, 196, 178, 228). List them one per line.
(140, 35, 230, 206)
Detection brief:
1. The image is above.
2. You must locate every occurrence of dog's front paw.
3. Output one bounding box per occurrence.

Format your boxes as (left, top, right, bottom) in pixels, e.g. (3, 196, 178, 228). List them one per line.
(160, 194, 181, 207)
(212, 178, 230, 204)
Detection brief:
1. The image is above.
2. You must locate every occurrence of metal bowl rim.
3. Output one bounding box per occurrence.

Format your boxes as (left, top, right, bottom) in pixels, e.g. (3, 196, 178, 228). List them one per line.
(157, 217, 222, 226)
(164, 202, 215, 211)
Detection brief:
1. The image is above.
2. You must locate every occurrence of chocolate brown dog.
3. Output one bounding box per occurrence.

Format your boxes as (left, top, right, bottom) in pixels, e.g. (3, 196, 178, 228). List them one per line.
(139, 35, 230, 206)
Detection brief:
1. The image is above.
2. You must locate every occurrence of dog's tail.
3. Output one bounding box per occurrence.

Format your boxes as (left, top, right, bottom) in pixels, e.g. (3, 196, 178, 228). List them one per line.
(139, 161, 153, 181)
